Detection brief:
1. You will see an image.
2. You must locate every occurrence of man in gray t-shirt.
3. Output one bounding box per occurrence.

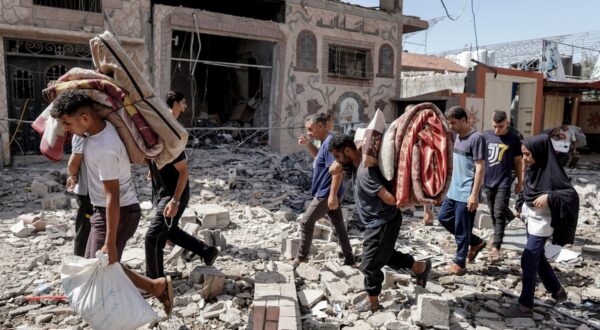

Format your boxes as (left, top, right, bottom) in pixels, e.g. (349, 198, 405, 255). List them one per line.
(67, 134, 93, 257)
(329, 134, 431, 313)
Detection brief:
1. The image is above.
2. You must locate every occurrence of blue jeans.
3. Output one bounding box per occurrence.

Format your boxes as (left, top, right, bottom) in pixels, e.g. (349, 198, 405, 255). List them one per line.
(518, 233, 562, 308)
(438, 198, 483, 267)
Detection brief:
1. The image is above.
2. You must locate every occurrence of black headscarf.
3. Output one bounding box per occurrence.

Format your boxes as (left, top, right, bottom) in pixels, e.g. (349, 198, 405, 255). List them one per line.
(522, 134, 579, 246)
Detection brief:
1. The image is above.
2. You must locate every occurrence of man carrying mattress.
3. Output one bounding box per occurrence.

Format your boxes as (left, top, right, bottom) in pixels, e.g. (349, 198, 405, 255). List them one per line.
(51, 90, 174, 315)
(438, 106, 487, 276)
(294, 113, 356, 269)
(328, 134, 431, 312)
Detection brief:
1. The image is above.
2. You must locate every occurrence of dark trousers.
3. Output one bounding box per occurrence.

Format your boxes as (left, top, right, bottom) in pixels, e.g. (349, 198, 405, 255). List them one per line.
(438, 198, 484, 268)
(361, 214, 415, 296)
(145, 195, 212, 279)
(85, 203, 141, 261)
(74, 194, 93, 257)
(485, 186, 512, 249)
(297, 197, 354, 264)
(518, 233, 562, 308)
(557, 152, 569, 167)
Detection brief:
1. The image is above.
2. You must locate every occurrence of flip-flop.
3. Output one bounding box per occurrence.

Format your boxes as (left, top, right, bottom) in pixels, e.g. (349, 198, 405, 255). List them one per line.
(158, 275, 174, 316)
(415, 259, 432, 288)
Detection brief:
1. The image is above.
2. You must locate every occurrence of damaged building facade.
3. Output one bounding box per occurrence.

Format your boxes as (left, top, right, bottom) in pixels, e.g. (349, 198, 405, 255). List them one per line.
(0, 0, 427, 164)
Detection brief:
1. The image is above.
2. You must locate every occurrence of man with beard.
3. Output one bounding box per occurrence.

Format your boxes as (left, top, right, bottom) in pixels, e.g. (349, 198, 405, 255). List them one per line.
(328, 134, 431, 312)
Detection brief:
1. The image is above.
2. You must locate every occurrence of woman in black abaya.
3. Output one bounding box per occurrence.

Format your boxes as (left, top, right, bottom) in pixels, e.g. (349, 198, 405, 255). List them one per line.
(504, 134, 579, 317)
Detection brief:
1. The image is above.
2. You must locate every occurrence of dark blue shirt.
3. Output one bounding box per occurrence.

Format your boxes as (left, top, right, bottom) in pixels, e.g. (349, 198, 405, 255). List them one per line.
(483, 130, 522, 188)
(311, 134, 345, 198)
(352, 163, 398, 228)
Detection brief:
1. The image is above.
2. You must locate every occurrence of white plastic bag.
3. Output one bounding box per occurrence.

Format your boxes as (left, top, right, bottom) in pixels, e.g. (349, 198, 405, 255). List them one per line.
(61, 251, 159, 330)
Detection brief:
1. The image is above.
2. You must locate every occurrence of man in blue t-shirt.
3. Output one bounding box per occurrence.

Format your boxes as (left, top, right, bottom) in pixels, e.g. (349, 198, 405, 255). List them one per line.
(294, 114, 356, 268)
(438, 106, 486, 275)
(483, 111, 523, 263)
(328, 134, 431, 313)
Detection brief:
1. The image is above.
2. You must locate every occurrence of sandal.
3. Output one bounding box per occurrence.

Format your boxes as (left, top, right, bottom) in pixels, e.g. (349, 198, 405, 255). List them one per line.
(415, 259, 432, 288)
(158, 275, 174, 316)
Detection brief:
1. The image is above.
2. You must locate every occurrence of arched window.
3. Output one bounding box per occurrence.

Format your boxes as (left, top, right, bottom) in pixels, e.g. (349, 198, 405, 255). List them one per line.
(45, 65, 68, 86)
(12, 69, 33, 100)
(295, 30, 317, 72)
(378, 43, 394, 77)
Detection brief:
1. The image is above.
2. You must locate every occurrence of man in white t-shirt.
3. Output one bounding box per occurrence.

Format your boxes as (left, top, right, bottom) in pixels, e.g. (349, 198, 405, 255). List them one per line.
(50, 90, 174, 315)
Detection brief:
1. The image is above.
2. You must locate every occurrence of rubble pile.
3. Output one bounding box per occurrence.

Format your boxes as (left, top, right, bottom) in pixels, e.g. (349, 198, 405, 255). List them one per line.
(0, 148, 599, 329)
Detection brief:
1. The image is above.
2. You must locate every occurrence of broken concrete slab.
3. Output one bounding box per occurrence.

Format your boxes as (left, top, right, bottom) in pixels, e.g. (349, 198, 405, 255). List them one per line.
(281, 237, 300, 260)
(11, 220, 34, 238)
(295, 263, 320, 281)
(188, 266, 225, 300)
(414, 294, 450, 328)
(582, 245, 600, 261)
(193, 204, 230, 229)
(298, 289, 325, 308)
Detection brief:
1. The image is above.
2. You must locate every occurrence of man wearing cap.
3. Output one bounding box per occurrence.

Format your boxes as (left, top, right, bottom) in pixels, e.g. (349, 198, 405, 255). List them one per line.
(483, 111, 523, 263)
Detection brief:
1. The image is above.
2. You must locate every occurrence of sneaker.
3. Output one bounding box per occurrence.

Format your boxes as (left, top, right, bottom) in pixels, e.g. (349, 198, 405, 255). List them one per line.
(467, 241, 487, 263)
(446, 263, 467, 276)
(203, 246, 219, 266)
(552, 287, 568, 304)
(502, 304, 533, 318)
(354, 298, 382, 313)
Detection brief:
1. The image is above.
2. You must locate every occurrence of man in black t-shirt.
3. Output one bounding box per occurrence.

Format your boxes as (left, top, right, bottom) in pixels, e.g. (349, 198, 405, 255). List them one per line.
(483, 111, 523, 263)
(329, 134, 431, 313)
(144, 92, 218, 279)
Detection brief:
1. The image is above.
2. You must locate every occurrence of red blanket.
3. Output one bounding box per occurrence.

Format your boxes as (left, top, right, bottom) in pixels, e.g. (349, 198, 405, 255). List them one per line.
(394, 103, 453, 207)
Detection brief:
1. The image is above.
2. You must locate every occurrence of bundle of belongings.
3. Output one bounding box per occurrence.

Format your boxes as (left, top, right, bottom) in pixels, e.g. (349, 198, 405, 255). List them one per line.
(32, 30, 188, 169)
(358, 103, 453, 208)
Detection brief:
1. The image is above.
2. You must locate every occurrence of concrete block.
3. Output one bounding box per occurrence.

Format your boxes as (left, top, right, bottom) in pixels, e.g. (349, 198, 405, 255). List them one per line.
(505, 317, 536, 328)
(121, 247, 145, 269)
(582, 245, 600, 261)
(42, 193, 69, 210)
(180, 208, 197, 225)
(281, 238, 300, 259)
(193, 204, 230, 229)
(414, 294, 449, 328)
(298, 289, 325, 308)
(11, 220, 34, 238)
(325, 280, 350, 302)
(212, 229, 227, 249)
(476, 213, 493, 230)
(188, 266, 225, 300)
(46, 224, 68, 239)
(198, 229, 214, 246)
(30, 180, 48, 197)
(295, 263, 320, 281)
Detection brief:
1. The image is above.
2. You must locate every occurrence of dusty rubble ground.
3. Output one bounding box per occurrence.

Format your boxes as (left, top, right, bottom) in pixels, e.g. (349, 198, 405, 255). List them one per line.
(0, 135, 599, 330)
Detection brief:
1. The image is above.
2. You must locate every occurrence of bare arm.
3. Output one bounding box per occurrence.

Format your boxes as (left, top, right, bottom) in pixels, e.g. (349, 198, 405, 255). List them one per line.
(67, 153, 83, 191)
(514, 155, 523, 193)
(377, 187, 396, 206)
(328, 161, 344, 175)
(327, 172, 343, 210)
(102, 179, 120, 264)
(298, 135, 318, 159)
(468, 160, 484, 212)
(164, 159, 189, 217)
